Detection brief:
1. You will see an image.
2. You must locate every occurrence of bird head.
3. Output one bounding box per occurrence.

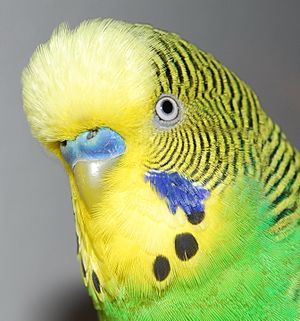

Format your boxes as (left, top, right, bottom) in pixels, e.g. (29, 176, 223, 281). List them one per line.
(22, 19, 268, 299)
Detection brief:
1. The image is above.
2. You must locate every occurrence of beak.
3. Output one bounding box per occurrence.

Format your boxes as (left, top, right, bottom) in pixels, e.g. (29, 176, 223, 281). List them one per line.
(61, 127, 125, 211)
(73, 157, 120, 211)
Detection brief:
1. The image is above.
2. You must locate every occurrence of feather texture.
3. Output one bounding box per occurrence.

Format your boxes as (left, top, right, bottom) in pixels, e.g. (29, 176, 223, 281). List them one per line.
(22, 18, 300, 320)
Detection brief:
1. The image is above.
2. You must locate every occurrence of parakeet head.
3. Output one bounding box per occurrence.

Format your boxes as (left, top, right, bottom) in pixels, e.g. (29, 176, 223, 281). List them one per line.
(22, 19, 273, 302)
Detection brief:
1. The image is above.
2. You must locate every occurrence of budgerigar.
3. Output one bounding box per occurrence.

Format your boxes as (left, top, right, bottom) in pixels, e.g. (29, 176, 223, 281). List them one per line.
(22, 19, 299, 321)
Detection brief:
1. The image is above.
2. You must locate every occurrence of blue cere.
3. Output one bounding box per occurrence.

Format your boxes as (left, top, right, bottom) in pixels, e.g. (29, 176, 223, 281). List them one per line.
(145, 171, 210, 216)
(60, 127, 126, 167)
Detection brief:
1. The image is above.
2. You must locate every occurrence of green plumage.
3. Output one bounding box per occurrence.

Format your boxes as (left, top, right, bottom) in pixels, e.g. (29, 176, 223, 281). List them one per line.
(95, 178, 299, 321)
(22, 19, 299, 320)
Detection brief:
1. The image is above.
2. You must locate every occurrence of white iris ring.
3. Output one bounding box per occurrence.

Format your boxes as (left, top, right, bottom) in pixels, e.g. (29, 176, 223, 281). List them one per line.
(154, 94, 182, 128)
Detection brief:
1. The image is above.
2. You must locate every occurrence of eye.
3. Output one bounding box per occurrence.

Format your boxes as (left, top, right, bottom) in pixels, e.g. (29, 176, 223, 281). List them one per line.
(154, 94, 182, 127)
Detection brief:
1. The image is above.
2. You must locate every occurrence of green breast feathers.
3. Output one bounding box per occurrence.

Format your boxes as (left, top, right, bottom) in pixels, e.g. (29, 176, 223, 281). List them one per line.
(22, 19, 300, 321)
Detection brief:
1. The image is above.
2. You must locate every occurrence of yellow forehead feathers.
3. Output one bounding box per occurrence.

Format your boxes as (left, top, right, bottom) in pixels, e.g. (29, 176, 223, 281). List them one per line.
(22, 19, 158, 145)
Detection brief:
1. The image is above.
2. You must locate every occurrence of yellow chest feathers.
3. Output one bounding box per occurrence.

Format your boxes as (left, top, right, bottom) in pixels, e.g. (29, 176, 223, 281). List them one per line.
(71, 166, 260, 302)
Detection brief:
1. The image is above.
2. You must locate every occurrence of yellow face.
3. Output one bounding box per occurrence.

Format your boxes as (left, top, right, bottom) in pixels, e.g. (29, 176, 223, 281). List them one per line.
(22, 19, 264, 302)
(22, 19, 198, 299)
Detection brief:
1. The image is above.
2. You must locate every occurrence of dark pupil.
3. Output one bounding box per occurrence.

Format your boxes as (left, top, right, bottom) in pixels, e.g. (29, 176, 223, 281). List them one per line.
(161, 100, 174, 114)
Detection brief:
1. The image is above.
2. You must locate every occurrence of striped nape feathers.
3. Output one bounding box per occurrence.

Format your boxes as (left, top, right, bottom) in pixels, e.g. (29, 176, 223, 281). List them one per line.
(23, 18, 300, 237)
(22, 18, 300, 320)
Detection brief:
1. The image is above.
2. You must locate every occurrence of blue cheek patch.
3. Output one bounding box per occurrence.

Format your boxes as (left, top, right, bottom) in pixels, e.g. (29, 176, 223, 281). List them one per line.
(145, 170, 210, 216)
(60, 127, 126, 167)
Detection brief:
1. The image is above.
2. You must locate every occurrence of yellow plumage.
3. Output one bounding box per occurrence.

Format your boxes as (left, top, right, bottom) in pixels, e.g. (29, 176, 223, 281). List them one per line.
(23, 18, 209, 297)
(23, 19, 156, 145)
(22, 18, 299, 320)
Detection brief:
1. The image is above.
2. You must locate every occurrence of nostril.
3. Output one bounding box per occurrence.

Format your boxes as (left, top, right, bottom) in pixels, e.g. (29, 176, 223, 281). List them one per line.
(87, 129, 98, 140)
(60, 127, 125, 168)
